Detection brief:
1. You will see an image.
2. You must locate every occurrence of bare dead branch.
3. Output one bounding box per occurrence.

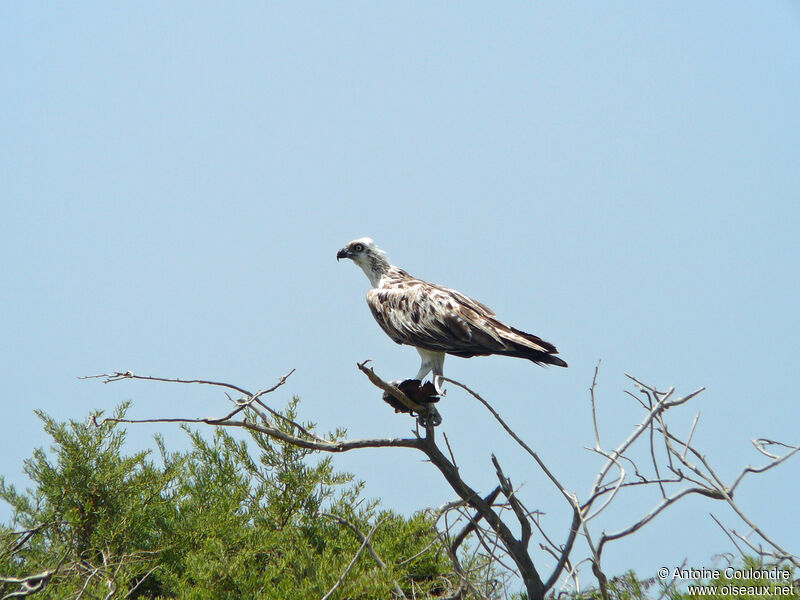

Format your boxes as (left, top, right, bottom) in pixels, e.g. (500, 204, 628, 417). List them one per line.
(466, 518, 520, 577)
(442, 432, 458, 470)
(356, 361, 416, 411)
(417, 421, 545, 598)
(583, 447, 626, 522)
(543, 506, 581, 593)
(710, 513, 748, 561)
(83, 365, 799, 600)
(597, 486, 723, 554)
(691, 452, 800, 569)
(451, 486, 502, 555)
(729, 442, 800, 495)
(93, 409, 421, 453)
(491, 455, 531, 550)
(589, 360, 602, 449)
(0, 523, 50, 560)
(682, 413, 701, 461)
(81, 370, 294, 399)
(1, 570, 55, 599)
(648, 400, 666, 498)
(1, 552, 68, 600)
(752, 438, 799, 460)
(441, 377, 576, 510)
(589, 384, 704, 502)
(356, 361, 441, 425)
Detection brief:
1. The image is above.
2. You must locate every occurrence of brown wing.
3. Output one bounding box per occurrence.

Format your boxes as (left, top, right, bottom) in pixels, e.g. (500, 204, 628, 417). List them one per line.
(366, 278, 567, 367)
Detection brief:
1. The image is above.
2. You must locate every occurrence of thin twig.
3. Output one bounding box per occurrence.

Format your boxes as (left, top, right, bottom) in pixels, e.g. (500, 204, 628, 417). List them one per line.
(709, 513, 747, 561)
(589, 361, 602, 449)
(319, 516, 393, 600)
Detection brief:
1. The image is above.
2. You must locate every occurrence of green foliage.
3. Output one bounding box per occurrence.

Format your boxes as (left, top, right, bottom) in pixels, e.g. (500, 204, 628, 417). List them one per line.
(0, 397, 463, 599)
(1, 401, 180, 598)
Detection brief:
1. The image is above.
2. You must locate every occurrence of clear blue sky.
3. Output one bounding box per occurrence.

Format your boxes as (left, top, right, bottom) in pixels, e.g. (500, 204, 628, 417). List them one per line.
(2, 2, 799, 587)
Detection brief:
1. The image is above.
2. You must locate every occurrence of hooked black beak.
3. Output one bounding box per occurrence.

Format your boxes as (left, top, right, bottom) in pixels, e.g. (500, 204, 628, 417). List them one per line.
(336, 248, 351, 262)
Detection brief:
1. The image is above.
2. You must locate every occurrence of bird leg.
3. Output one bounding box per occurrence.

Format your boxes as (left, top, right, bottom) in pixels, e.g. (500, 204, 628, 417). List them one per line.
(414, 364, 432, 381)
(416, 348, 445, 395)
(431, 353, 445, 396)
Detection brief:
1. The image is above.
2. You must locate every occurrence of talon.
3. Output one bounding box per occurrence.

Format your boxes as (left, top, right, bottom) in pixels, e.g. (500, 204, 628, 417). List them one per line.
(417, 406, 442, 427)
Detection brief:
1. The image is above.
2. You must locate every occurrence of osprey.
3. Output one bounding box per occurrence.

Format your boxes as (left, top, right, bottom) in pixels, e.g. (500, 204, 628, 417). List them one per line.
(337, 238, 566, 394)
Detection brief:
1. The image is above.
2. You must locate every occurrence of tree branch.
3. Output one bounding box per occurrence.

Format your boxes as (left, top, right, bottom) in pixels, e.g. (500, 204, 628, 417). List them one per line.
(83, 364, 799, 600)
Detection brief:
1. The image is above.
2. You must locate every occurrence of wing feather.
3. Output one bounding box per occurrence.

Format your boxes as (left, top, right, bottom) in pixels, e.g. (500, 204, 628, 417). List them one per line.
(366, 277, 566, 367)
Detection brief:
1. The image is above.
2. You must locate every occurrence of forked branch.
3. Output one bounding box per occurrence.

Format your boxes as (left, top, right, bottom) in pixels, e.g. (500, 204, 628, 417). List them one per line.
(82, 364, 799, 600)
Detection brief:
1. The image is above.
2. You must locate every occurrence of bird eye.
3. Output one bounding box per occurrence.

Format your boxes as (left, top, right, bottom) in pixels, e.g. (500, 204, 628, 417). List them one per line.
(354, 243, 364, 252)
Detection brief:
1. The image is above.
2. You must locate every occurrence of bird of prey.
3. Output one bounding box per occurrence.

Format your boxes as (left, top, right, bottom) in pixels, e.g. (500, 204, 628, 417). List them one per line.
(337, 237, 566, 394)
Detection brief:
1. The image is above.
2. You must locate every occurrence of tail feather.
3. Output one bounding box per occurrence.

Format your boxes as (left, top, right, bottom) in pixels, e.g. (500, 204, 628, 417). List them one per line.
(536, 353, 568, 368)
(506, 325, 558, 353)
(499, 325, 568, 367)
(504, 346, 568, 367)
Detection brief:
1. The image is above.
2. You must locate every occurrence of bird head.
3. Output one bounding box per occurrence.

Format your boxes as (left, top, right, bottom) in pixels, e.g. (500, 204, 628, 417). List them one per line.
(337, 237, 377, 264)
(337, 237, 389, 286)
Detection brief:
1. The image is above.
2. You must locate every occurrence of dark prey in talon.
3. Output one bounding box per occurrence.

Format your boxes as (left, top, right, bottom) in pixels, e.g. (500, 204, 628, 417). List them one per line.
(337, 238, 567, 396)
(381, 379, 440, 415)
